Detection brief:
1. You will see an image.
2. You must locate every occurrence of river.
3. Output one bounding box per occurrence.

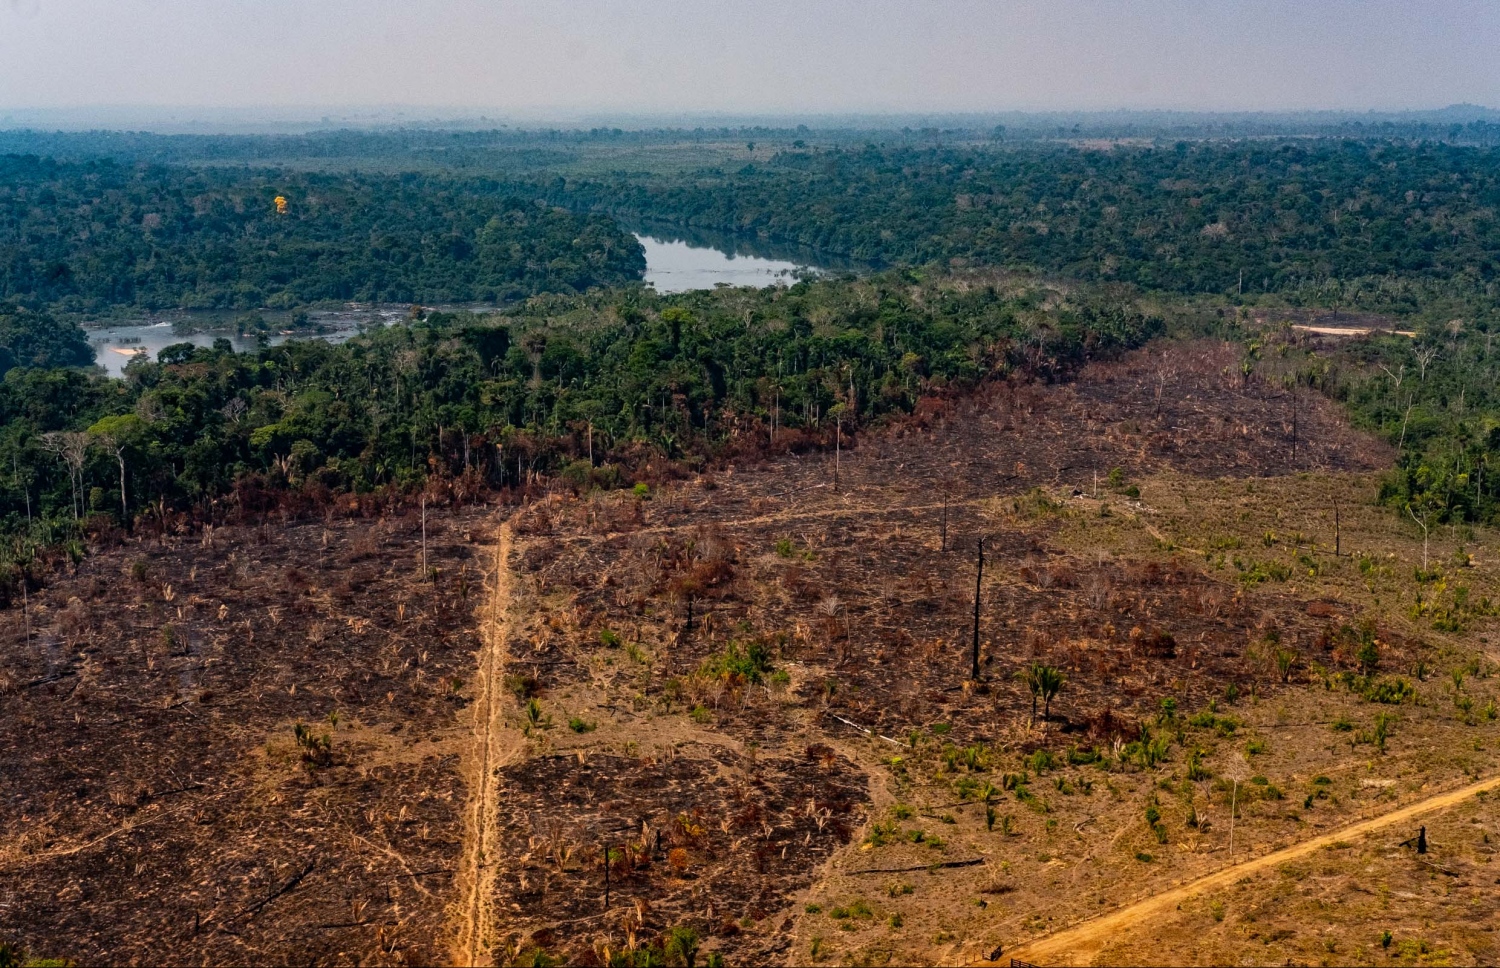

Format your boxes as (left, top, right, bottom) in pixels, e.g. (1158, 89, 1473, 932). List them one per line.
(637, 232, 813, 293)
(86, 230, 840, 375)
(85, 308, 398, 377)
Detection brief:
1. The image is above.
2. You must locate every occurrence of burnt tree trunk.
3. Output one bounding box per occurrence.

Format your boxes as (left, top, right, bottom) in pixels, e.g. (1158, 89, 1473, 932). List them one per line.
(970, 537, 985, 681)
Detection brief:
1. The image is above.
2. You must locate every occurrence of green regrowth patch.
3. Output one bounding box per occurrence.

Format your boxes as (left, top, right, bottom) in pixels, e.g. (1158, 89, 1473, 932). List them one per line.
(699, 640, 774, 685)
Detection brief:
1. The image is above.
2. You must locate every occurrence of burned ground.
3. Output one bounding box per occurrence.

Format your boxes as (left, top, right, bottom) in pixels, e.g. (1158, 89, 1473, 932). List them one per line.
(512, 340, 1399, 749)
(0, 505, 493, 966)
(472, 340, 1441, 965)
(8, 339, 1487, 967)
(491, 745, 864, 964)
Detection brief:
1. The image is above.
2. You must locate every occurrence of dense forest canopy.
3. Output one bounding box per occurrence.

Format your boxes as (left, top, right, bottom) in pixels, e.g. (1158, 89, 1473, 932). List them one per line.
(0, 156, 645, 312)
(0, 306, 93, 374)
(0, 275, 1160, 567)
(5, 123, 1500, 573)
(533, 139, 1500, 319)
(8, 135, 1500, 322)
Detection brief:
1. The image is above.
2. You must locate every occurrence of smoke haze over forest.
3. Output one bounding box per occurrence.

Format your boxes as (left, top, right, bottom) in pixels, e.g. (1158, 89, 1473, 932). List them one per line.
(1, 0, 1497, 120)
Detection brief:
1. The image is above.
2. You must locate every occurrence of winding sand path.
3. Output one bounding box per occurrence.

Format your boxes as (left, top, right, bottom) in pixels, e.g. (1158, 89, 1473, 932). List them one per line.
(1002, 772, 1500, 966)
(452, 523, 519, 967)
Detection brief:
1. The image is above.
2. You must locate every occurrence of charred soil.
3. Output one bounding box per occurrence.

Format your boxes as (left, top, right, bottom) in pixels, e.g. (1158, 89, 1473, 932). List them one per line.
(11, 340, 1498, 967)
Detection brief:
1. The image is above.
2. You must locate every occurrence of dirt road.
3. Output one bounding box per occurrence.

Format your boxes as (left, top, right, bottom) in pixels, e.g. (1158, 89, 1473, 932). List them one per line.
(1002, 772, 1500, 967)
(452, 523, 519, 967)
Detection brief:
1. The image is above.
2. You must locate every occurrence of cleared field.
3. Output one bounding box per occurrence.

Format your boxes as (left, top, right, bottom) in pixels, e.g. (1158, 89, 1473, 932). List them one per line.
(5, 340, 1499, 966)
(1008, 775, 1500, 967)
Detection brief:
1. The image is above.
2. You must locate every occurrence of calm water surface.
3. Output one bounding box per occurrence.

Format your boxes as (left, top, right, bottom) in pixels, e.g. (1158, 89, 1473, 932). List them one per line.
(87, 234, 834, 375)
(636, 233, 813, 293)
(86, 309, 398, 377)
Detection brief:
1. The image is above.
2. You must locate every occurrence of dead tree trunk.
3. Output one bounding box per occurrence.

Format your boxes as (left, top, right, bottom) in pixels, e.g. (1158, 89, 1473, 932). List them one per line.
(970, 537, 985, 681)
(834, 416, 841, 491)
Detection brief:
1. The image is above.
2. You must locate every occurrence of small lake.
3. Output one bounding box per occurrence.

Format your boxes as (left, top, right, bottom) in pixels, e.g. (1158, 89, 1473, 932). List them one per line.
(86, 231, 847, 375)
(633, 222, 853, 294)
(637, 234, 810, 293)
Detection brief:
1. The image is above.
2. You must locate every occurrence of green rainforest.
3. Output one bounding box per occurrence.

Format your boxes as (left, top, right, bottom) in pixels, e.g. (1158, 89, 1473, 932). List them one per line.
(2, 126, 1500, 584)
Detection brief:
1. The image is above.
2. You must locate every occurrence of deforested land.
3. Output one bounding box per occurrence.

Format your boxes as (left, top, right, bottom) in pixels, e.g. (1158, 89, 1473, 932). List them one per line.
(3, 121, 1500, 967)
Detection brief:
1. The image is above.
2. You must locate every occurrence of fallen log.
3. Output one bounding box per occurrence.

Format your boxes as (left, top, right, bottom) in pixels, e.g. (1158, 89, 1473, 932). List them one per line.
(847, 857, 986, 875)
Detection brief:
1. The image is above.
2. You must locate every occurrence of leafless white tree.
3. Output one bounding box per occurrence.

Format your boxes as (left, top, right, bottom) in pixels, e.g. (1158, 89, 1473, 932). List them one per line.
(40, 431, 88, 521)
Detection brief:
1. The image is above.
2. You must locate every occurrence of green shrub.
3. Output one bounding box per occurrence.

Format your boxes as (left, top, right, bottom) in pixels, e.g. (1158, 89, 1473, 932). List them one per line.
(293, 722, 332, 768)
(953, 776, 982, 801)
(664, 926, 699, 968)
(1362, 677, 1415, 704)
(1186, 748, 1212, 781)
(1237, 559, 1291, 584)
(504, 673, 538, 699)
(700, 641, 773, 685)
(1026, 749, 1056, 773)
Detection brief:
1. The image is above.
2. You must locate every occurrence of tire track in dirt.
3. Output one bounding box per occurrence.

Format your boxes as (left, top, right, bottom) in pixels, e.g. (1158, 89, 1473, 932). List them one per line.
(452, 522, 520, 967)
(1000, 772, 1500, 967)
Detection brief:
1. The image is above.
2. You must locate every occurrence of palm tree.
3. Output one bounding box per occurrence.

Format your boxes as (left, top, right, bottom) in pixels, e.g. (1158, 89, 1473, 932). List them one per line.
(1017, 662, 1066, 721)
(665, 926, 699, 968)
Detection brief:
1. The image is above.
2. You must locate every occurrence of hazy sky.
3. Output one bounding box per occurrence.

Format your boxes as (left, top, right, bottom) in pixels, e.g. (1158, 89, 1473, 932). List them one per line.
(1, 0, 1496, 117)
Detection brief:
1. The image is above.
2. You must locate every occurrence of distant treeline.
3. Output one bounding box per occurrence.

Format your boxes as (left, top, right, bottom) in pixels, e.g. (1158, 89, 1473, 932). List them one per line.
(4, 106, 1500, 165)
(9, 133, 1500, 323)
(533, 139, 1500, 319)
(0, 156, 645, 312)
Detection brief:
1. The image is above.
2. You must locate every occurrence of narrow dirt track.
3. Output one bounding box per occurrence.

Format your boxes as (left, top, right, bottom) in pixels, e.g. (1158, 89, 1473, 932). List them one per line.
(1003, 772, 1500, 967)
(452, 522, 518, 967)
